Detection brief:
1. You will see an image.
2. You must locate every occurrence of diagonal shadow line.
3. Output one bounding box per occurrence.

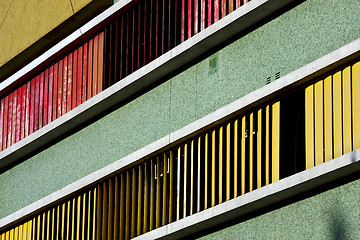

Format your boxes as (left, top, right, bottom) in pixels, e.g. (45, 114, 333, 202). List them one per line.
(69, 0, 75, 14)
(0, 0, 14, 31)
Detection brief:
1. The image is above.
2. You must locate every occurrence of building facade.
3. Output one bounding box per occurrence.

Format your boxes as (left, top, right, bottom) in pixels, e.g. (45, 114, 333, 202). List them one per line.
(0, 0, 360, 239)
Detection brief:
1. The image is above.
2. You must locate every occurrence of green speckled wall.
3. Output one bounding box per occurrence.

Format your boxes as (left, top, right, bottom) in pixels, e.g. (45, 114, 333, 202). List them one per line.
(198, 178, 360, 239)
(0, 0, 359, 219)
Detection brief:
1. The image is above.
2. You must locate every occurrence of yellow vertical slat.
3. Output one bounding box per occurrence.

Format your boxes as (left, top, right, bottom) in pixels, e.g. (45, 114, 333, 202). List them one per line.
(249, 113, 253, 192)
(108, 179, 114, 240)
(257, 109, 262, 189)
(163, 154, 168, 224)
(92, 188, 97, 240)
(219, 127, 223, 204)
(352, 61, 360, 149)
(131, 168, 137, 238)
(305, 85, 315, 169)
(56, 206, 59, 240)
(265, 106, 270, 185)
(169, 151, 174, 222)
(23, 222, 28, 240)
(197, 137, 201, 213)
(71, 198, 75, 239)
(143, 164, 149, 233)
(28, 219, 33, 240)
(343, 66, 352, 154)
(176, 148, 181, 220)
(241, 116, 246, 195)
(114, 177, 120, 240)
(51, 208, 55, 240)
(5, 231, 9, 240)
(272, 101, 280, 182)
(234, 120, 238, 197)
(76, 195, 81, 240)
(1, 233, 5, 240)
(211, 130, 216, 206)
(156, 157, 161, 228)
(183, 144, 188, 217)
(150, 160, 155, 230)
(61, 203, 66, 240)
(81, 192, 86, 240)
(9, 230, 13, 240)
(14, 227, 18, 240)
(314, 80, 324, 166)
(333, 71, 343, 158)
(226, 123, 231, 201)
(46, 210, 50, 240)
(137, 166, 143, 235)
(102, 181, 109, 240)
(324, 76, 333, 162)
(18, 225, 23, 240)
(204, 134, 209, 210)
(125, 172, 131, 239)
(37, 215, 41, 240)
(119, 175, 125, 240)
(96, 185, 102, 240)
(190, 141, 194, 215)
(41, 213, 45, 240)
(86, 190, 92, 240)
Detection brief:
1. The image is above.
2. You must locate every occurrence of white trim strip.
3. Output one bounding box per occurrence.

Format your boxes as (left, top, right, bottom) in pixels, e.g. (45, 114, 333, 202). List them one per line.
(0, 37, 359, 231)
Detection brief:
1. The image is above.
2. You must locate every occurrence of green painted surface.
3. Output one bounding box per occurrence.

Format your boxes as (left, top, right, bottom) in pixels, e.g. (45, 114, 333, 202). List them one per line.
(198, 178, 360, 240)
(1, 0, 360, 219)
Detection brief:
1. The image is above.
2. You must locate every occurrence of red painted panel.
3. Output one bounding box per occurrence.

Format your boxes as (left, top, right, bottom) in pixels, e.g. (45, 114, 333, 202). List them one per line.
(57, 59, 63, 118)
(53, 63, 58, 121)
(20, 85, 26, 140)
(194, 0, 199, 35)
(149, 1, 152, 61)
(181, 0, 185, 42)
(39, 72, 44, 129)
(43, 69, 49, 126)
(168, 0, 171, 50)
(98, 32, 104, 94)
(62, 55, 68, 115)
(221, 0, 226, 18)
(132, 8, 136, 72)
(228, 0, 233, 13)
(236, 0, 240, 9)
(3, 96, 8, 150)
(77, 46, 83, 106)
(29, 78, 35, 134)
(93, 35, 99, 96)
(82, 43, 88, 103)
(87, 39, 93, 100)
(0, 99, 4, 150)
(7, 93, 13, 147)
(143, 3, 147, 66)
(34, 75, 40, 132)
(16, 87, 22, 143)
(138, 5, 141, 68)
(72, 49, 78, 109)
(126, 12, 130, 75)
(67, 53, 73, 113)
(187, 0, 192, 39)
(24, 82, 30, 137)
(208, 0, 212, 27)
(114, 19, 119, 83)
(201, 0, 205, 30)
(48, 66, 54, 124)
(161, 0, 165, 54)
(11, 91, 17, 145)
(214, 0, 219, 22)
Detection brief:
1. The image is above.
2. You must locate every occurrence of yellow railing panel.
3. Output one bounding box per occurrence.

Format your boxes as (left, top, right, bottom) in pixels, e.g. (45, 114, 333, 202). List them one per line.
(305, 85, 315, 169)
(343, 66, 352, 154)
(324, 76, 333, 162)
(314, 80, 324, 166)
(265, 106, 270, 185)
(219, 127, 223, 204)
(249, 113, 254, 192)
(272, 101, 280, 182)
(257, 109, 262, 189)
(352, 61, 360, 149)
(204, 133, 209, 210)
(333, 71, 343, 158)
(241, 116, 246, 195)
(226, 123, 231, 201)
(234, 120, 238, 197)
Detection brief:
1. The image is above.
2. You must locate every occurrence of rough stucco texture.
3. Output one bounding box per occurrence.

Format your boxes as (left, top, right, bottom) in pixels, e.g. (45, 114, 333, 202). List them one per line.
(198, 178, 360, 239)
(0, 0, 92, 67)
(0, 0, 360, 219)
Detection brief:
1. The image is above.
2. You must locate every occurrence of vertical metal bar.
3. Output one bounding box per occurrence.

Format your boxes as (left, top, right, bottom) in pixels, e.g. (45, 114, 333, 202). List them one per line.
(204, 133, 209, 209)
(353, 61, 360, 150)
(131, 168, 137, 238)
(39, 74, 44, 130)
(67, 53, 73, 113)
(120, 16, 124, 80)
(62, 56, 68, 115)
(219, 127, 223, 204)
(14, 227, 19, 240)
(56, 60, 63, 118)
(28, 219, 33, 240)
(96, 184, 103, 240)
(76, 46, 83, 107)
(67, 200, 71, 239)
(249, 113, 253, 192)
(181, 0, 185, 42)
(92, 35, 99, 97)
(183, 144, 188, 217)
(52, 63, 58, 122)
(214, 0, 219, 22)
(229, 0, 233, 13)
(156, 157, 161, 228)
(126, 12, 130, 75)
(333, 71, 343, 158)
(143, 163, 149, 233)
(187, 0, 192, 39)
(241, 116, 246, 195)
(150, 160, 155, 230)
(137, 5, 141, 69)
(81, 43, 88, 103)
(234, 120, 238, 197)
(72, 49, 77, 110)
(324, 76, 333, 162)
(20, 85, 26, 140)
(155, 0, 160, 58)
(81, 192, 86, 240)
(343, 66, 352, 154)
(161, 0, 165, 54)
(226, 123, 231, 201)
(51, 208, 55, 240)
(98, 32, 104, 94)
(201, 0, 205, 30)
(176, 148, 181, 220)
(108, 179, 114, 240)
(3, 96, 8, 149)
(194, 0, 199, 35)
(149, 0, 153, 61)
(132, 9, 136, 73)
(211, 130, 216, 207)
(143, 2, 147, 66)
(125, 172, 131, 240)
(43, 70, 49, 127)
(221, 0, 226, 18)
(169, 150, 174, 222)
(163, 154, 168, 224)
(92, 187, 97, 240)
(190, 141, 194, 214)
(56, 206, 60, 240)
(87, 39, 93, 100)
(19, 224, 23, 240)
(168, 0, 171, 50)
(120, 174, 125, 240)
(207, 0, 212, 27)
(11, 91, 17, 145)
(137, 166, 143, 235)
(197, 137, 201, 213)
(34, 76, 39, 132)
(114, 177, 120, 240)
(48, 66, 53, 124)
(61, 203, 66, 240)
(272, 101, 280, 183)
(305, 85, 315, 169)
(257, 109, 262, 189)
(7, 93, 13, 146)
(314, 80, 324, 166)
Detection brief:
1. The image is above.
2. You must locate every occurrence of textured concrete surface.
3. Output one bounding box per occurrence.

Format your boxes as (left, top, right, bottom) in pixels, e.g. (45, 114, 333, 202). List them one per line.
(198, 177, 360, 240)
(0, 0, 359, 219)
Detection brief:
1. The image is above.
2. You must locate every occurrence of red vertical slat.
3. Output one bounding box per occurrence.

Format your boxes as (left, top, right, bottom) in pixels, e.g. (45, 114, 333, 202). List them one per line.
(214, 0, 219, 22)
(201, 0, 205, 30)
(29, 79, 35, 134)
(77, 46, 83, 106)
(67, 53, 73, 112)
(11, 91, 17, 145)
(87, 39, 93, 100)
(57, 59, 63, 118)
(168, 0, 171, 50)
(34, 75, 40, 132)
(39, 73, 44, 129)
(138, 5, 141, 68)
(48, 66, 54, 124)
(92, 35, 99, 96)
(72, 49, 78, 109)
(194, 0, 199, 34)
(52, 63, 58, 121)
(20, 85, 26, 140)
(16, 87, 22, 143)
(161, 0, 165, 54)
(149, 1, 153, 61)
(0, 99, 4, 150)
(24, 82, 30, 137)
(188, 0, 192, 38)
(228, 0, 233, 13)
(43, 69, 49, 126)
(126, 13, 130, 75)
(7, 93, 13, 147)
(132, 8, 136, 73)
(98, 32, 104, 94)
(3, 96, 8, 150)
(221, 0, 226, 18)
(114, 19, 119, 83)
(62, 56, 68, 115)
(181, 0, 185, 42)
(208, 0, 212, 26)
(143, 2, 147, 66)
(236, 0, 240, 9)
(82, 43, 88, 103)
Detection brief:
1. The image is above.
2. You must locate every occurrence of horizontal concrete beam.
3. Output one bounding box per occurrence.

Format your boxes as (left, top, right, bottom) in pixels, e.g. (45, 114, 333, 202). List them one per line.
(0, 37, 360, 231)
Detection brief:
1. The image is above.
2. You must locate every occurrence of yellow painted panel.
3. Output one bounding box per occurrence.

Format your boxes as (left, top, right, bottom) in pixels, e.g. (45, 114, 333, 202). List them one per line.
(272, 101, 280, 182)
(18, 225, 23, 240)
(352, 61, 360, 149)
(226, 123, 231, 201)
(81, 192, 86, 240)
(1, 233, 4, 240)
(46, 210, 50, 240)
(143, 164, 149, 233)
(324, 76, 333, 162)
(204, 133, 209, 210)
(314, 80, 324, 166)
(114, 177, 120, 239)
(96, 185, 103, 240)
(169, 151, 174, 222)
(9, 230, 13, 240)
(102, 181, 109, 240)
(119, 175, 125, 240)
(197, 137, 201, 213)
(241, 116, 246, 195)
(92, 188, 97, 240)
(343, 66, 352, 154)
(125, 172, 131, 239)
(183, 144, 188, 217)
(190, 141, 194, 214)
(61, 203, 66, 240)
(37, 215, 41, 240)
(76, 196, 81, 240)
(70, 198, 74, 239)
(156, 157, 161, 228)
(138, 166, 143, 235)
(23, 222, 28, 240)
(219, 127, 223, 204)
(131, 168, 137, 237)
(41, 213, 45, 240)
(108, 179, 114, 240)
(211, 130, 216, 206)
(234, 120, 238, 197)
(56, 206, 59, 240)
(150, 160, 155, 230)
(5, 231, 9, 240)
(163, 154, 169, 224)
(265, 106, 270, 185)
(249, 113, 254, 192)
(14, 227, 18, 240)
(176, 148, 181, 220)
(305, 85, 315, 169)
(333, 71, 343, 158)
(257, 109, 262, 189)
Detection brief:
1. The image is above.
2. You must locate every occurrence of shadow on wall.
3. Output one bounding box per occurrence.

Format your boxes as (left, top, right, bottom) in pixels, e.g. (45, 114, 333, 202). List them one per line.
(329, 200, 346, 240)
